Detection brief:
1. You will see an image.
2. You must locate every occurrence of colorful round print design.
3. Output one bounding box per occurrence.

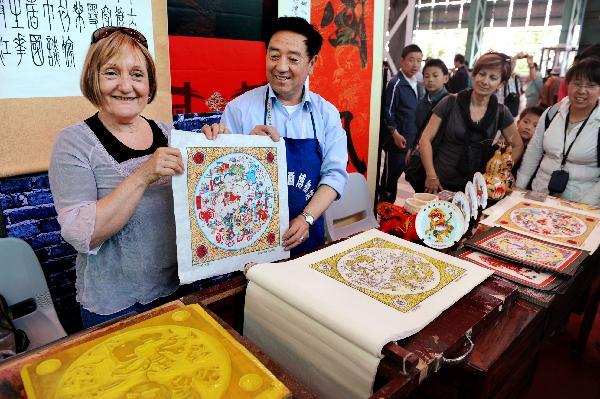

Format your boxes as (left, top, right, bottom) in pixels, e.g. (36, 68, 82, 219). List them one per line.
(194, 153, 275, 250)
(336, 247, 441, 295)
(416, 201, 465, 249)
(509, 207, 587, 238)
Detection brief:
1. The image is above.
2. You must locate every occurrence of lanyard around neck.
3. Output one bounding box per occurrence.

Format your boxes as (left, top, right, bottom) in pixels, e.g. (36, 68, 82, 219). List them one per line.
(561, 108, 594, 168)
(263, 88, 317, 139)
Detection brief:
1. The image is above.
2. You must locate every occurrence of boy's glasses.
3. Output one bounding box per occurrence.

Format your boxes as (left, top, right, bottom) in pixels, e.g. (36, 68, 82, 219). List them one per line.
(90, 26, 148, 49)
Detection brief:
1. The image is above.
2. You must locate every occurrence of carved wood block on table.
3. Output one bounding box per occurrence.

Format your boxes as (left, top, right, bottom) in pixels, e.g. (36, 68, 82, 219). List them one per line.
(0, 300, 316, 399)
(372, 277, 518, 398)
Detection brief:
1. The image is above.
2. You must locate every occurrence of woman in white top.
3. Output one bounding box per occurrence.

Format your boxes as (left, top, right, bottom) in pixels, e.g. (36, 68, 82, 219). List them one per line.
(516, 57, 600, 205)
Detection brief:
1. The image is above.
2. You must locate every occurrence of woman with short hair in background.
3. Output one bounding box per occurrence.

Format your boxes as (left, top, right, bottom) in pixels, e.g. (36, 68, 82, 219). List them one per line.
(418, 51, 523, 193)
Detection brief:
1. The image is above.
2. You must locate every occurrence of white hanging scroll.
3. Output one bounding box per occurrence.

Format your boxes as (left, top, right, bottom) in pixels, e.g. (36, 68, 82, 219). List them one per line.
(171, 130, 290, 284)
(0, 0, 154, 99)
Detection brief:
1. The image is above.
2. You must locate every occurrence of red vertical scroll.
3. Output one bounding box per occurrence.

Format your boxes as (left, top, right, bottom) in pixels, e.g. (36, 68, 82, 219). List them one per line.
(311, 1, 374, 174)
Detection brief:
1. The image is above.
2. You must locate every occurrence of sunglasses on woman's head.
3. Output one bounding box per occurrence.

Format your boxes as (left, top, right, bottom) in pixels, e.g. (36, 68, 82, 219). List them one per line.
(90, 26, 148, 49)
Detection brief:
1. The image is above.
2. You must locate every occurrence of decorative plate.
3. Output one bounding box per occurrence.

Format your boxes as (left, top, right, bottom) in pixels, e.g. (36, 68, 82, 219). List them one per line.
(416, 201, 465, 249)
(465, 181, 478, 219)
(473, 172, 488, 209)
(452, 192, 470, 234)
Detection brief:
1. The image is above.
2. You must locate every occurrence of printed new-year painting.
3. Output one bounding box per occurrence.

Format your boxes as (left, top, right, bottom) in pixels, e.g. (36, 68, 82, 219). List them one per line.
(171, 130, 289, 283)
(456, 249, 564, 291)
(465, 227, 587, 276)
(486, 201, 600, 252)
(311, 237, 466, 312)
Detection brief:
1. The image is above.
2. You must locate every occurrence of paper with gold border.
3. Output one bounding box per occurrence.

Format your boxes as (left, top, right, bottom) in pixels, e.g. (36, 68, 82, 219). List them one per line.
(171, 130, 289, 283)
(455, 248, 565, 291)
(481, 196, 600, 252)
(465, 227, 587, 276)
(245, 229, 492, 356)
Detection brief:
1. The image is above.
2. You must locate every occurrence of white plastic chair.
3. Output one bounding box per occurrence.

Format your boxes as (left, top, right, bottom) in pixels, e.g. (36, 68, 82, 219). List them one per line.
(324, 173, 379, 242)
(0, 237, 66, 349)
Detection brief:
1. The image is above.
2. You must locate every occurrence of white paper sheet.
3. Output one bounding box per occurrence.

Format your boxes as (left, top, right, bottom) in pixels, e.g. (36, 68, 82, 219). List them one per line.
(244, 229, 492, 397)
(171, 130, 289, 283)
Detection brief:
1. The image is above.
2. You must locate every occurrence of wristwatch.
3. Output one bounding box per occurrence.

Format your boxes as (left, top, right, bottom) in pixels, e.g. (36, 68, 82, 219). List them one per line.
(301, 211, 314, 226)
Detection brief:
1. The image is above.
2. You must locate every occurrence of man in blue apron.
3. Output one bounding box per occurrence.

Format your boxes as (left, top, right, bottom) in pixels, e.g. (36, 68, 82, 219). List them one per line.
(206, 17, 348, 255)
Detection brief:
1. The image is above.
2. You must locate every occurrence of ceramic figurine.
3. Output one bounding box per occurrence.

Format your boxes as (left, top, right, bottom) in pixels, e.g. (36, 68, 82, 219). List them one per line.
(500, 144, 515, 193)
(483, 147, 507, 199)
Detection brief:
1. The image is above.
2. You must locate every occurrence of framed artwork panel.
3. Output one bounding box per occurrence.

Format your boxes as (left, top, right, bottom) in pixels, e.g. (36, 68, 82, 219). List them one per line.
(455, 248, 566, 291)
(465, 227, 587, 276)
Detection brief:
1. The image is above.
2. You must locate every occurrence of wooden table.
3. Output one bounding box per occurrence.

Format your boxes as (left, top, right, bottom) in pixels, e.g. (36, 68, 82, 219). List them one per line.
(0, 300, 317, 399)
(182, 250, 599, 399)
(1, 244, 596, 399)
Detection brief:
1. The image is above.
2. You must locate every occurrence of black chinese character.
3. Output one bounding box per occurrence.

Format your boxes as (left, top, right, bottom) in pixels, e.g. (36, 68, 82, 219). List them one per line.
(87, 3, 97, 26)
(127, 0, 136, 27)
(29, 33, 44, 65)
(42, 0, 53, 30)
(0, 0, 7, 29)
(46, 35, 60, 66)
(26, 0, 38, 29)
(0, 36, 11, 66)
(62, 35, 74, 67)
(8, 0, 24, 29)
(57, 0, 70, 32)
(320, 0, 368, 68)
(100, 4, 110, 26)
(73, 1, 84, 32)
(114, 4, 123, 26)
(13, 32, 26, 65)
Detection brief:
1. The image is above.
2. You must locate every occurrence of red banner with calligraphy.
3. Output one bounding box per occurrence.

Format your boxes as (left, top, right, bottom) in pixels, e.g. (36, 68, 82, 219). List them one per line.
(311, 0, 373, 175)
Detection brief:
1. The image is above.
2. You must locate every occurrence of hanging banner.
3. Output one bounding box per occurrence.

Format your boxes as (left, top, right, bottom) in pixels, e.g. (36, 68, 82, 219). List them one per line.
(0, 0, 155, 99)
(310, 0, 373, 175)
(0, 0, 171, 178)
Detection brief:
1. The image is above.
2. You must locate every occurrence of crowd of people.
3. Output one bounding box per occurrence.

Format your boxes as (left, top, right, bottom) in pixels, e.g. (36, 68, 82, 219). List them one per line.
(379, 44, 600, 208)
(46, 15, 599, 328)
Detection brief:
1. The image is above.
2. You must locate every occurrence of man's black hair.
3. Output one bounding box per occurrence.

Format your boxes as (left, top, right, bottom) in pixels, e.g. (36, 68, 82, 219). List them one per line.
(265, 17, 323, 60)
(423, 58, 449, 75)
(401, 44, 422, 59)
(454, 54, 466, 65)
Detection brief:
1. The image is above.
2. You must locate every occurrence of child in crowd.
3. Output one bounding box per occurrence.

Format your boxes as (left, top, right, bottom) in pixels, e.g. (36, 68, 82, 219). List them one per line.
(516, 106, 544, 146)
(513, 106, 544, 174)
(415, 58, 450, 138)
(408, 59, 449, 192)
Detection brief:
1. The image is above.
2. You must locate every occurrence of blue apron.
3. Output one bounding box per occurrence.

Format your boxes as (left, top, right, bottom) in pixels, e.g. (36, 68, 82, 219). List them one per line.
(264, 89, 325, 255)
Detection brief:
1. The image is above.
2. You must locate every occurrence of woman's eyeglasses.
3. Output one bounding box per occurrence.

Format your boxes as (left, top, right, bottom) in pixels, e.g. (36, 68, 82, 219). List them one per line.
(570, 81, 599, 90)
(90, 26, 148, 49)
